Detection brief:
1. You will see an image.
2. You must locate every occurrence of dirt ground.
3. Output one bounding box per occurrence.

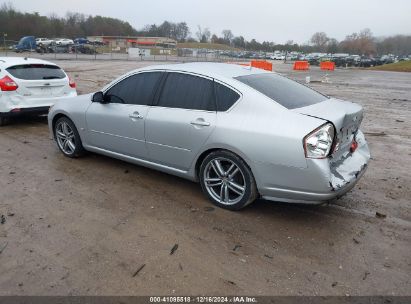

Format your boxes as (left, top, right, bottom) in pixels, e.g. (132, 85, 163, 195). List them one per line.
(0, 60, 410, 296)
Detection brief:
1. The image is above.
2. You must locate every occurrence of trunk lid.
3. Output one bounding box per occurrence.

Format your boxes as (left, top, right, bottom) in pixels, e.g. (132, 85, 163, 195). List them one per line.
(15, 78, 68, 98)
(293, 98, 364, 159)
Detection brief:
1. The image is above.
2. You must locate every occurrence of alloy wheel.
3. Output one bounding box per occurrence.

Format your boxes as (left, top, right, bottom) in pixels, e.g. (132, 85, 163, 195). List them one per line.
(203, 157, 246, 205)
(56, 121, 76, 155)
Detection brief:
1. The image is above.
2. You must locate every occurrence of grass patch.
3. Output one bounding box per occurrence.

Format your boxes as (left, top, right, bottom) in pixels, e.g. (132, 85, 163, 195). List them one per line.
(370, 60, 411, 72)
(177, 42, 240, 51)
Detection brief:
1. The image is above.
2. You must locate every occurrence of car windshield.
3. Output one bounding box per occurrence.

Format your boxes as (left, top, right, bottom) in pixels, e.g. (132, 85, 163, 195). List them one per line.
(235, 73, 328, 109)
(6, 64, 66, 80)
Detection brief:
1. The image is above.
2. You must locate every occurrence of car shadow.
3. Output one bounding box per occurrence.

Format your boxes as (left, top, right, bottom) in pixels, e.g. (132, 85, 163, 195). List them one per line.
(2, 114, 48, 127)
(71, 150, 348, 228)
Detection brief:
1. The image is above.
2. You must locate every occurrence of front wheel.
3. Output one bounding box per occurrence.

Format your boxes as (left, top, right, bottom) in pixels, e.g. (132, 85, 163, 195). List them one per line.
(54, 117, 85, 158)
(199, 150, 258, 211)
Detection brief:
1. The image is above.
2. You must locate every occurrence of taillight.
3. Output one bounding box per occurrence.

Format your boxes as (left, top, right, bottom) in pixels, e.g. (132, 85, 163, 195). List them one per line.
(69, 77, 76, 88)
(0, 75, 18, 91)
(304, 123, 335, 159)
(350, 139, 358, 153)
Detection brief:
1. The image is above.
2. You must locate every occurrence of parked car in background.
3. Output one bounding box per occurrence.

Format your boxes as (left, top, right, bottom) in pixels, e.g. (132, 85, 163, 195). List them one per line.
(380, 55, 395, 64)
(54, 38, 74, 46)
(271, 54, 285, 60)
(0, 57, 77, 126)
(14, 36, 36, 52)
(88, 40, 106, 46)
(35, 38, 55, 46)
(359, 57, 374, 67)
(74, 38, 90, 45)
(71, 44, 97, 54)
(48, 63, 370, 210)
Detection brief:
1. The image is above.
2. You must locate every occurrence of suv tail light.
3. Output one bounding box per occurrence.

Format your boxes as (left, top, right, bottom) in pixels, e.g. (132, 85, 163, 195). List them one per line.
(0, 75, 18, 91)
(69, 77, 76, 88)
(304, 123, 335, 159)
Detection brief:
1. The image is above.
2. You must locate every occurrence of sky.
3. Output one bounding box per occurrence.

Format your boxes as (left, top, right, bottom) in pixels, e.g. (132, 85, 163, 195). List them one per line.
(5, 0, 411, 43)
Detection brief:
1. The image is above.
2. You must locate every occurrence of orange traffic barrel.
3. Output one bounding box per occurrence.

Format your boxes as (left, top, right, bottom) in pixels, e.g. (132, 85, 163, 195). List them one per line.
(293, 61, 310, 70)
(320, 61, 335, 71)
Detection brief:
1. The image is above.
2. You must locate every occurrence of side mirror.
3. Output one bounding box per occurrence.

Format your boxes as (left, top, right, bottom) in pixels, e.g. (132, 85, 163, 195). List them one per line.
(92, 91, 105, 103)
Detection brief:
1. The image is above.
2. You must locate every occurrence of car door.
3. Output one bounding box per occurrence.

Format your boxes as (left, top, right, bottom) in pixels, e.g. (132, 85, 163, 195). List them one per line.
(85, 71, 163, 159)
(145, 72, 217, 171)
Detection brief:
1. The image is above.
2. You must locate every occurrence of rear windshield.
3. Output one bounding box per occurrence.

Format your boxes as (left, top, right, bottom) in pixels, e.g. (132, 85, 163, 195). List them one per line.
(6, 64, 66, 80)
(235, 73, 328, 109)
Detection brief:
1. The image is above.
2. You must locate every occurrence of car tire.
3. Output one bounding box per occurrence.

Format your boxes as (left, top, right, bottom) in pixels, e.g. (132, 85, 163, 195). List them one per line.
(54, 116, 85, 158)
(199, 150, 258, 211)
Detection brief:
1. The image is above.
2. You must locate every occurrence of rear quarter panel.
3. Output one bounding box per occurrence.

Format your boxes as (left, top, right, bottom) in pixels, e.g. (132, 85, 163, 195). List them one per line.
(193, 86, 324, 185)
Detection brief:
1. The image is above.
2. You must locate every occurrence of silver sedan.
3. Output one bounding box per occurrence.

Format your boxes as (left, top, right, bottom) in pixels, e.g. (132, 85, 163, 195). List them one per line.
(48, 63, 370, 210)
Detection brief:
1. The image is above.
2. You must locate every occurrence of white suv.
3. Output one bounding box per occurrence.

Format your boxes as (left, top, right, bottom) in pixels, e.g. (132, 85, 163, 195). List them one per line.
(0, 57, 77, 126)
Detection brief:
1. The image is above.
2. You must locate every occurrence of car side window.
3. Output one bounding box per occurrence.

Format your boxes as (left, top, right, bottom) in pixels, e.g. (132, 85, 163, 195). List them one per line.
(157, 73, 215, 111)
(214, 82, 240, 111)
(105, 72, 163, 105)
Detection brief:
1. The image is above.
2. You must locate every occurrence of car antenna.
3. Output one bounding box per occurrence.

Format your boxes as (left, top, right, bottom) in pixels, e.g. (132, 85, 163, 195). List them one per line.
(24, 57, 28, 60)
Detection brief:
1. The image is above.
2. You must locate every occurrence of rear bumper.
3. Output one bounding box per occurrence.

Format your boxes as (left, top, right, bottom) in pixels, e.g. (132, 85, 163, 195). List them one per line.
(261, 163, 368, 204)
(256, 130, 370, 204)
(0, 92, 77, 114)
(0, 106, 50, 117)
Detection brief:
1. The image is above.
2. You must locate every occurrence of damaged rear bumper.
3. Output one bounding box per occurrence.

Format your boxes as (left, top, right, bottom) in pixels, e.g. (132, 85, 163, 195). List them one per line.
(258, 131, 370, 204)
(261, 164, 368, 204)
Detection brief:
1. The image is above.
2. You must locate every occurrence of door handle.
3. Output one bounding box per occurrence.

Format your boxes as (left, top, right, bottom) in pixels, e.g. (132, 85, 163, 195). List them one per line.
(190, 120, 210, 127)
(129, 112, 144, 120)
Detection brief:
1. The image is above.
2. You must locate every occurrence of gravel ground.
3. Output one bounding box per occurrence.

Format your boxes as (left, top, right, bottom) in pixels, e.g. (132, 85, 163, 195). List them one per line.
(0, 60, 410, 296)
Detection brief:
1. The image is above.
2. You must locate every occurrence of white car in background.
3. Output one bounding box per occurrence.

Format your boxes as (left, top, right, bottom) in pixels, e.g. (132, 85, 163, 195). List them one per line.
(35, 38, 55, 46)
(0, 57, 77, 126)
(271, 54, 285, 60)
(54, 38, 74, 46)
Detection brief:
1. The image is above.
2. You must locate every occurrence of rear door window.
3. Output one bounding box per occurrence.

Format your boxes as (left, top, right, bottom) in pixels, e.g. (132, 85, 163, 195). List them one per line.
(105, 72, 163, 105)
(157, 73, 215, 111)
(235, 73, 328, 109)
(6, 64, 66, 80)
(214, 82, 240, 111)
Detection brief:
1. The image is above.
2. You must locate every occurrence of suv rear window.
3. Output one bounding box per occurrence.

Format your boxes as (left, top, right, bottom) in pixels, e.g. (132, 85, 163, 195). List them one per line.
(6, 64, 66, 80)
(235, 73, 328, 109)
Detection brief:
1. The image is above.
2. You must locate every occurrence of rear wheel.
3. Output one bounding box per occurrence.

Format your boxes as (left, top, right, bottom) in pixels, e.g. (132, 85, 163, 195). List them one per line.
(54, 117, 85, 158)
(199, 150, 258, 211)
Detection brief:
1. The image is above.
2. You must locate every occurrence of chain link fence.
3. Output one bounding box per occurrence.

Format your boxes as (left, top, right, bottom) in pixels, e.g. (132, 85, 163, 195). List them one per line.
(0, 41, 239, 63)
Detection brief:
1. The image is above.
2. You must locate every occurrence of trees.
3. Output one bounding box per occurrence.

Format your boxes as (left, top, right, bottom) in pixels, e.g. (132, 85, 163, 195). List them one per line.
(340, 28, 376, 55)
(1, 4, 409, 55)
(0, 4, 138, 40)
(195, 26, 211, 43)
(326, 38, 339, 54)
(222, 29, 234, 44)
(375, 35, 411, 56)
(232, 36, 246, 49)
(175, 22, 190, 42)
(310, 32, 329, 52)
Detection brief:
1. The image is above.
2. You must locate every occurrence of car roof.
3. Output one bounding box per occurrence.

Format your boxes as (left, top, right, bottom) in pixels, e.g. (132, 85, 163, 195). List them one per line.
(0, 57, 59, 69)
(140, 62, 270, 80)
